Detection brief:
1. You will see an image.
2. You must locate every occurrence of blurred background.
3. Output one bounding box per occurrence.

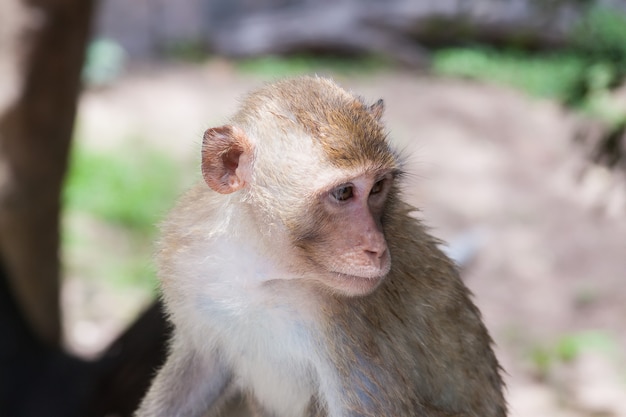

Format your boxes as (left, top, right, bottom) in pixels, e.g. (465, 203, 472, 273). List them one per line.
(1, 0, 625, 416)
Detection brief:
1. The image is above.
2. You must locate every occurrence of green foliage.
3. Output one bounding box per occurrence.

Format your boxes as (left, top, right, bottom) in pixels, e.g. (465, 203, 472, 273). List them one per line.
(573, 5, 626, 64)
(580, 89, 626, 125)
(63, 145, 184, 289)
(556, 331, 619, 361)
(83, 38, 126, 86)
(528, 331, 620, 379)
(63, 213, 159, 289)
(236, 53, 390, 78)
(432, 5, 626, 119)
(432, 47, 586, 101)
(63, 145, 181, 234)
(432, 45, 626, 129)
(529, 345, 553, 379)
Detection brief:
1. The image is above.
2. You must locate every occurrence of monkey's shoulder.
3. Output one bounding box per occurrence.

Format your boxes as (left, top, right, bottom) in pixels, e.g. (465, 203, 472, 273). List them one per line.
(160, 184, 234, 235)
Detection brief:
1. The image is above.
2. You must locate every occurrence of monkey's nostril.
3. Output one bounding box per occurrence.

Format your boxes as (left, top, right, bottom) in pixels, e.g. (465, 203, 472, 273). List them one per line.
(365, 249, 385, 267)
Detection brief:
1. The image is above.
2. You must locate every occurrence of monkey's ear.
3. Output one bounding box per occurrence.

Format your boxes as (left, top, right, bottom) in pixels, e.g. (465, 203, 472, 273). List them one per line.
(202, 125, 252, 194)
(368, 99, 384, 120)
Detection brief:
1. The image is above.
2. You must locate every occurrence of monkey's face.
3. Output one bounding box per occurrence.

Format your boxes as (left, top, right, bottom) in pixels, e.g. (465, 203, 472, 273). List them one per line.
(200, 76, 402, 297)
(291, 170, 395, 297)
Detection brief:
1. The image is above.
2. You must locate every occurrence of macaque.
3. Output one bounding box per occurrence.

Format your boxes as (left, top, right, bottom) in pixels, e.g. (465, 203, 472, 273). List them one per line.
(136, 76, 506, 417)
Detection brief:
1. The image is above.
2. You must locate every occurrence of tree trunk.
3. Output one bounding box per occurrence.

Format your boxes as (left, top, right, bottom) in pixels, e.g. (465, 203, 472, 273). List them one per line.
(0, 3, 179, 415)
(0, 0, 95, 346)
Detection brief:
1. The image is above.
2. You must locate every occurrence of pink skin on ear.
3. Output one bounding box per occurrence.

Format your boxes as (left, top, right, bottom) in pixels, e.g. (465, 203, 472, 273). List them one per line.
(201, 125, 252, 194)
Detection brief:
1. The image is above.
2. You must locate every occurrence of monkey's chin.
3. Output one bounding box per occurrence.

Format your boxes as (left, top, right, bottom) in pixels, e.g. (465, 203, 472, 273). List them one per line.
(327, 272, 387, 297)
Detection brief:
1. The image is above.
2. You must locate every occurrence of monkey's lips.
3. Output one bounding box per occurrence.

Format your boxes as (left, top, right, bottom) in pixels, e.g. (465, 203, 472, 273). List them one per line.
(328, 270, 387, 296)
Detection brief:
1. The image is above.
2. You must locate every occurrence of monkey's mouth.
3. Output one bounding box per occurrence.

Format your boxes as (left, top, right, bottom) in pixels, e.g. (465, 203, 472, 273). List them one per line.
(327, 271, 387, 297)
(332, 271, 387, 281)
(329, 258, 391, 281)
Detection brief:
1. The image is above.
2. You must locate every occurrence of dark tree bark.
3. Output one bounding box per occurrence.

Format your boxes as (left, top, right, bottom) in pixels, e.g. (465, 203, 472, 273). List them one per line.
(0, 0, 97, 415)
(0, 0, 96, 347)
(0, 1, 173, 416)
(0, 257, 96, 416)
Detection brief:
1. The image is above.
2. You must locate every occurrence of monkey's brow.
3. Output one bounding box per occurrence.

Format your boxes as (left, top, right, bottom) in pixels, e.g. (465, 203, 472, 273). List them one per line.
(370, 167, 403, 183)
(318, 167, 401, 194)
(389, 168, 404, 179)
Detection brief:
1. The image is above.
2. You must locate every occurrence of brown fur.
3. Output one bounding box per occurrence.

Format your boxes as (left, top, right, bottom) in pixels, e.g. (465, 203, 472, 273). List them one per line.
(232, 77, 397, 171)
(135, 76, 507, 417)
(321, 202, 506, 416)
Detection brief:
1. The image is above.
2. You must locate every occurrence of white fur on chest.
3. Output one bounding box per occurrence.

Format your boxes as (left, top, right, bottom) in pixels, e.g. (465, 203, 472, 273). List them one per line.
(173, 238, 322, 416)
(226, 302, 317, 416)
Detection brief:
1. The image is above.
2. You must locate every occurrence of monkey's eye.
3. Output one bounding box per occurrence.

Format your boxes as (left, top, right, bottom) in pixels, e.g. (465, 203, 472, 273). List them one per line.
(370, 179, 386, 195)
(331, 185, 354, 202)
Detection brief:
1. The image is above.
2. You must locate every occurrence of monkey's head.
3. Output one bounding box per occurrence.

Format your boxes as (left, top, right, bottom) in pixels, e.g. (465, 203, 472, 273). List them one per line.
(201, 77, 401, 297)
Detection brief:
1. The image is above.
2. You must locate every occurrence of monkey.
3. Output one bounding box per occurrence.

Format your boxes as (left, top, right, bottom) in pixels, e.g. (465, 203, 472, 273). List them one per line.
(135, 76, 507, 417)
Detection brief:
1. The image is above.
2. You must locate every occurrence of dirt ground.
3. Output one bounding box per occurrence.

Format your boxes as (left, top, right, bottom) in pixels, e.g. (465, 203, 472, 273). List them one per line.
(66, 60, 626, 416)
